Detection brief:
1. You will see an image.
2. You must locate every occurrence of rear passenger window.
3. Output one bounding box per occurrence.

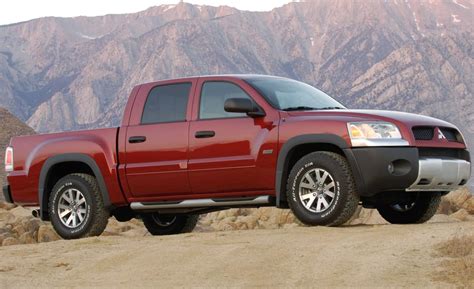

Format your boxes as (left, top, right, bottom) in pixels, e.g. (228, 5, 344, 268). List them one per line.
(141, 83, 191, 124)
(199, 82, 252, 119)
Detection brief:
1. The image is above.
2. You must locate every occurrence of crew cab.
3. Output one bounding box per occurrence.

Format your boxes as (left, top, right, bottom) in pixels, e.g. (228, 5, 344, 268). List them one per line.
(3, 75, 471, 239)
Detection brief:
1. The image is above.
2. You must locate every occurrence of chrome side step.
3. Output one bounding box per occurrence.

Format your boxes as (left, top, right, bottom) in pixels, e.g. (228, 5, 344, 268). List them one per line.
(130, 195, 271, 211)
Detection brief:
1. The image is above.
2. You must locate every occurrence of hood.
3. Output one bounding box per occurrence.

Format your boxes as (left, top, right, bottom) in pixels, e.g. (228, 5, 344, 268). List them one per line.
(286, 109, 457, 129)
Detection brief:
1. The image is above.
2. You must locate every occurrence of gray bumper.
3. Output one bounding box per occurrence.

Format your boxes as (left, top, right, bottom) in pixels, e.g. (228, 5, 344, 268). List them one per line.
(407, 158, 471, 191)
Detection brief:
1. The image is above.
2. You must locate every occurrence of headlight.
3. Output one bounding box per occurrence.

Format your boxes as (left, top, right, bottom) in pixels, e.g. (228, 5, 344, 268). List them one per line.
(347, 122, 408, 147)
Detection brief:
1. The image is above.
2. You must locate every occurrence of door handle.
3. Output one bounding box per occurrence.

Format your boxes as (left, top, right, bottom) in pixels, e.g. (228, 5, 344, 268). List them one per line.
(195, 131, 216, 138)
(128, 136, 147, 143)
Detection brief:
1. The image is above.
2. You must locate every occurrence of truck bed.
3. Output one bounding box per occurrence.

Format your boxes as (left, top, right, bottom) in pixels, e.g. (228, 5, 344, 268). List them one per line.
(7, 127, 121, 205)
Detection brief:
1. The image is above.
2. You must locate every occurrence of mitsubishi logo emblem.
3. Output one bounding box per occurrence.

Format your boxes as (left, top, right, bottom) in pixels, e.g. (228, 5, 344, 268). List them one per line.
(438, 129, 447, 140)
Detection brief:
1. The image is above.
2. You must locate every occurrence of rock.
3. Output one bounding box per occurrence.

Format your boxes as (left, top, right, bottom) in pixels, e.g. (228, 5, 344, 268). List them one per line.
(450, 209, 469, 221)
(12, 224, 26, 237)
(19, 232, 36, 244)
(464, 198, 474, 215)
(0, 211, 15, 223)
(9, 206, 33, 218)
(348, 208, 387, 225)
(23, 218, 42, 233)
(428, 214, 460, 224)
(120, 228, 148, 237)
(37, 225, 61, 243)
(2, 237, 19, 246)
(439, 188, 474, 215)
(0, 202, 16, 210)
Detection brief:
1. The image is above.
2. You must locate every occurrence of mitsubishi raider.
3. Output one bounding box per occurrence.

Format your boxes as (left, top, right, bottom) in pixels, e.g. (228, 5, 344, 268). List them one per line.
(3, 75, 471, 239)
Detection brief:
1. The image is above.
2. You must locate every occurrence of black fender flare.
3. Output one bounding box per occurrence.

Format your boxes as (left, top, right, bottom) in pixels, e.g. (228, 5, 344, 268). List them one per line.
(275, 134, 365, 207)
(38, 153, 112, 220)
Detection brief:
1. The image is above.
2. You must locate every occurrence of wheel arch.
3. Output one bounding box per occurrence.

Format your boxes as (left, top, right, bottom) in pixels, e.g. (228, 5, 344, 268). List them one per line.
(275, 134, 362, 208)
(38, 153, 112, 220)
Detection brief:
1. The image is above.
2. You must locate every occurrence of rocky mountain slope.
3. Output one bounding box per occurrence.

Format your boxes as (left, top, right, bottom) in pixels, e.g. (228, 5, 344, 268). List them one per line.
(0, 109, 35, 195)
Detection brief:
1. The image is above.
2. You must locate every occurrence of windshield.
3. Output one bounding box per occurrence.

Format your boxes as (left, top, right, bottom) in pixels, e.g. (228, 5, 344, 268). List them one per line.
(246, 77, 345, 111)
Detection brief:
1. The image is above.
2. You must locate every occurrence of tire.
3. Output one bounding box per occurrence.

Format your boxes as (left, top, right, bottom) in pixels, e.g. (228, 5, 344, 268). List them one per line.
(376, 192, 441, 224)
(286, 151, 359, 226)
(141, 213, 199, 235)
(48, 173, 109, 239)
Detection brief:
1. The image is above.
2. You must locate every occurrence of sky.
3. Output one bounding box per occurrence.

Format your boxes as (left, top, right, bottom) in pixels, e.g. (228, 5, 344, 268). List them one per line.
(0, 0, 294, 25)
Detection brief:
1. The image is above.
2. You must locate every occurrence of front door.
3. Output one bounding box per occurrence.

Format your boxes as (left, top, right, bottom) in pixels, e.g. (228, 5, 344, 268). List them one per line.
(188, 79, 277, 195)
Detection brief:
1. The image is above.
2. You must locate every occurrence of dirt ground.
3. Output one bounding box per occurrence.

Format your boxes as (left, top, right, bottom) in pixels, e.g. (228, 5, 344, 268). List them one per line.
(0, 221, 472, 288)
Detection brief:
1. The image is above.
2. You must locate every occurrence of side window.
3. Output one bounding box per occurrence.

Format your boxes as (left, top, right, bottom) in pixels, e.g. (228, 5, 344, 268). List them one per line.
(141, 83, 191, 124)
(199, 82, 252, 119)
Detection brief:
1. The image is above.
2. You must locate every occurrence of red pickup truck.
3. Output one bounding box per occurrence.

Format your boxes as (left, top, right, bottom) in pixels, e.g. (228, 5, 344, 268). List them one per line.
(3, 75, 471, 239)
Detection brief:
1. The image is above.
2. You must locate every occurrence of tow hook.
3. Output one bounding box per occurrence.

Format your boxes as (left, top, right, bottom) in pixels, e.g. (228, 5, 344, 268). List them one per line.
(32, 209, 40, 218)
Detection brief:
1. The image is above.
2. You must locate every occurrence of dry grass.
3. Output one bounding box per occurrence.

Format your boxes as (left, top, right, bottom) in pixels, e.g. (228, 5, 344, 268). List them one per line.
(433, 235, 474, 288)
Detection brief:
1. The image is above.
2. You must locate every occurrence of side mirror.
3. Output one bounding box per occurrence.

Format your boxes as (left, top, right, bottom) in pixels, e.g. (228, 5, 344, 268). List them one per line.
(224, 98, 266, 117)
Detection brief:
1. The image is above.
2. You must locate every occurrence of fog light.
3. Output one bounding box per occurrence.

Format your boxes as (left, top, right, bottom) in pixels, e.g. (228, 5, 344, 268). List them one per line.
(387, 163, 395, 174)
(388, 159, 412, 176)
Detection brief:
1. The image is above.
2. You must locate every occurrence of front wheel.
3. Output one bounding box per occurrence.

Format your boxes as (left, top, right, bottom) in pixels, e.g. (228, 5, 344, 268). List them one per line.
(141, 213, 199, 235)
(376, 192, 441, 224)
(286, 151, 359, 226)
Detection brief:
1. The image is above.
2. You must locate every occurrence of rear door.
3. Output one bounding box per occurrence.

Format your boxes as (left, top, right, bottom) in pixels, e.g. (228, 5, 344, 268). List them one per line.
(123, 80, 196, 199)
(188, 77, 279, 196)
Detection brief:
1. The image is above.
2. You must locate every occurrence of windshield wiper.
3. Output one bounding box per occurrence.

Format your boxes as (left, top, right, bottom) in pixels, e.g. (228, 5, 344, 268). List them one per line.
(282, 106, 345, 111)
(316, 106, 345, 110)
(282, 106, 318, 111)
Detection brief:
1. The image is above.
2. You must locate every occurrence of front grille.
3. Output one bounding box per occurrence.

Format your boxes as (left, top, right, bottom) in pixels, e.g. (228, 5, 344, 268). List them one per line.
(412, 126, 463, 143)
(412, 126, 434, 140)
(440, 127, 461, 142)
(418, 148, 470, 161)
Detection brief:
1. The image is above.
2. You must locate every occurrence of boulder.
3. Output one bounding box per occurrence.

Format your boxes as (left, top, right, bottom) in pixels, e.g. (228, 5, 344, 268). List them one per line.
(22, 218, 42, 233)
(19, 232, 36, 244)
(12, 224, 26, 237)
(429, 214, 460, 223)
(37, 225, 61, 242)
(0, 211, 15, 223)
(439, 188, 474, 215)
(0, 202, 16, 210)
(9, 206, 33, 218)
(450, 209, 470, 221)
(2, 237, 19, 246)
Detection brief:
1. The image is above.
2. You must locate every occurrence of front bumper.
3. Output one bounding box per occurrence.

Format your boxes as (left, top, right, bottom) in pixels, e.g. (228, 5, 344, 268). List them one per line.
(2, 184, 13, 203)
(344, 147, 471, 196)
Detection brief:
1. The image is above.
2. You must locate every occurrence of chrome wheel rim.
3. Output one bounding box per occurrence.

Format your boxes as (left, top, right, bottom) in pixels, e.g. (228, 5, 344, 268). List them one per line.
(58, 189, 87, 228)
(152, 214, 176, 227)
(299, 168, 336, 213)
(391, 202, 415, 212)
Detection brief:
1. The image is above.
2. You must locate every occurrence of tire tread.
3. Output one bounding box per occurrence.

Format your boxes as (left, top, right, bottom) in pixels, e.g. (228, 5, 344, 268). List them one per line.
(286, 151, 359, 226)
(48, 173, 109, 239)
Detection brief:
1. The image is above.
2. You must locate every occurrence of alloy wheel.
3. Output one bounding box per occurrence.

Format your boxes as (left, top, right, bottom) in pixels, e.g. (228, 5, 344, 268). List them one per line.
(298, 168, 336, 213)
(58, 188, 88, 228)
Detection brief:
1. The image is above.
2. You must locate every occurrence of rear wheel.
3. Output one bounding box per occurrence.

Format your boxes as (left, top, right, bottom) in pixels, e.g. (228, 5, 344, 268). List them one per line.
(49, 173, 109, 239)
(376, 192, 441, 224)
(141, 213, 199, 235)
(286, 151, 359, 226)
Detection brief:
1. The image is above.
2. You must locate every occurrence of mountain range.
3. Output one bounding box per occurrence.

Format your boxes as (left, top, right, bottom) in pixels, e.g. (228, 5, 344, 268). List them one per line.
(0, 0, 472, 150)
